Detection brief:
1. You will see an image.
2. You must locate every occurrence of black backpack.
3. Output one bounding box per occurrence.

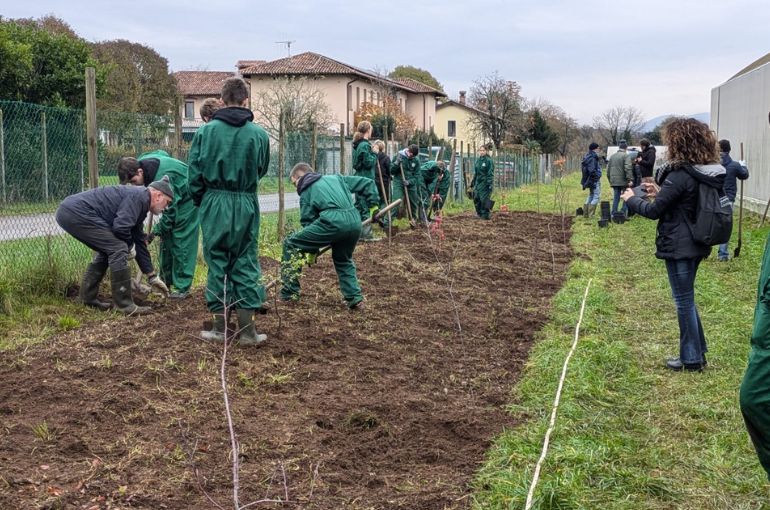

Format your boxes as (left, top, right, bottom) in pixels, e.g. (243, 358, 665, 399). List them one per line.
(689, 183, 733, 246)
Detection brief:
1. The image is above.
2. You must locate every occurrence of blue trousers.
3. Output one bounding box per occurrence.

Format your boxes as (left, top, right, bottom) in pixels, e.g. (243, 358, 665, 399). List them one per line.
(665, 257, 707, 364)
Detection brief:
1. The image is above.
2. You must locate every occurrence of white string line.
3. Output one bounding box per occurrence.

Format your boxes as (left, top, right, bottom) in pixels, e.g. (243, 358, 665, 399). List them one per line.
(524, 278, 593, 510)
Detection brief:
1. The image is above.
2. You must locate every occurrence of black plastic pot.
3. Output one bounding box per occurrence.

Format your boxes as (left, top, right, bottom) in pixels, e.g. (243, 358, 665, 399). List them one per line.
(576, 207, 584, 216)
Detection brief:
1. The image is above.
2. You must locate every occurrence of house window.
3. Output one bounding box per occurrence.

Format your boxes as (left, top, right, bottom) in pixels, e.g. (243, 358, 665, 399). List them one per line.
(448, 120, 456, 137)
(184, 100, 195, 120)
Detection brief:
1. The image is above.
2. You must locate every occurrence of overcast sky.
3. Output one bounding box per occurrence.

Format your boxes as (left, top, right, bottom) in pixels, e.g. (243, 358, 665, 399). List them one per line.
(3, 0, 769, 124)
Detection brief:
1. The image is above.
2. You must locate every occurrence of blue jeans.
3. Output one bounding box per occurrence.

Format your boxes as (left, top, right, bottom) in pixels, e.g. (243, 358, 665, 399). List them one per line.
(718, 200, 735, 260)
(584, 181, 601, 206)
(665, 257, 707, 364)
(612, 186, 627, 216)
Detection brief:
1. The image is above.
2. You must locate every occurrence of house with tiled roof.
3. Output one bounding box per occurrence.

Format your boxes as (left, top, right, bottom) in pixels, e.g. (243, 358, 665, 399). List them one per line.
(435, 91, 488, 151)
(240, 52, 446, 135)
(173, 71, 234, 134)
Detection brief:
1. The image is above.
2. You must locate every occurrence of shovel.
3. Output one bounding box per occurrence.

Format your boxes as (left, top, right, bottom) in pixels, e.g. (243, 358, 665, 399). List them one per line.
(734, 142, 745, 258)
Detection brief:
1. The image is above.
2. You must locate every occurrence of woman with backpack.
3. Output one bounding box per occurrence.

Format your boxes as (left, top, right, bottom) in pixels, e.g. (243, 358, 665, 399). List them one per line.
(621, 118, 726, 372)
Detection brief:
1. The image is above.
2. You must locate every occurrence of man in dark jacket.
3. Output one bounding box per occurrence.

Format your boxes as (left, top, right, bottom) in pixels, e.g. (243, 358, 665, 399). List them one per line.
(580, 142, 602, 217)
(55, 182, 173, 314)
(718, 139, 750, 261)
(280, 162, 379, 309)
(636, 138, 656, 183)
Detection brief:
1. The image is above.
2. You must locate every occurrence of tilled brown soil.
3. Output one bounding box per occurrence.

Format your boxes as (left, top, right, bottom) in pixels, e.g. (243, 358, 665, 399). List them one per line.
(0, 212, 572, 510)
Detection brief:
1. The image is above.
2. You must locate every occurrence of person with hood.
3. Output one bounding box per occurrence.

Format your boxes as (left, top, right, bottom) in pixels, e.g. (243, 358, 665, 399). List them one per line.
(391, 144, 423, 221)
(55, 180, 173, 314)
(580, 142, 602, 217)
(279, 162, 379, 310)
(351, 121, 379, 240)
(621, 117, 725, 372)
(636, 138, 657, 184)
(420, 160, 450, 216)
(717, 139, 750, 261)
(608, 140, 634, 218)
(740, 230, 770, 479)
(188, 77, 270, 346)
(117, 150, 199, 299)
(470, 144, 494, 220)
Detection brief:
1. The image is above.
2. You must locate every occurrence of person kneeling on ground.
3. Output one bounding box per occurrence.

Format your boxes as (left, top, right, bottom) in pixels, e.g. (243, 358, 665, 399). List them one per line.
(420, 160, 450, 217)
(280, 162, 380, 310)
(55, 179, 173, 314)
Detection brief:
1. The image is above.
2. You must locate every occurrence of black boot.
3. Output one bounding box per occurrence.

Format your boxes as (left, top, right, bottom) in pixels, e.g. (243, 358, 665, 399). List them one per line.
(110, 267, 151, 315)
(80, 262, 110, 310)
(235, 309, 267, 346)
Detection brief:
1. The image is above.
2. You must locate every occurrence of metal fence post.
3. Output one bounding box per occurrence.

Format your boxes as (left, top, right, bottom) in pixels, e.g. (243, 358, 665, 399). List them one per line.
(459, 140, 464, 203)
(174, 94, 182, 159)
(85, 67, 99, 189)
(42, 110, 49, 202)
(0, 108, 6, 203)
(310, 122, 317, 170)
(339, 123, 345, 175)
(277, 109, 286, 240)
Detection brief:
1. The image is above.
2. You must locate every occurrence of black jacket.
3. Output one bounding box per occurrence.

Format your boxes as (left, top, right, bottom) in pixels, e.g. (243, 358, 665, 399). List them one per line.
(626, 163, 725, 260)
(580, 150, 601, 189)
(376, 151, 392, 183)
(720, 153, 749, 202)
(58, 185, 153, 272)
(638, 146, 656, 178)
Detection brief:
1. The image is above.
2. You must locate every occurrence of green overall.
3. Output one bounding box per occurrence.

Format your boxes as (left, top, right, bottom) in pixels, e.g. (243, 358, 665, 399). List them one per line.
(471, 154, 494, 219)
(188, 111, 270, 312)
(390, 151, 423, 221)
(352, 138, 378, 221)
(420, 161, 450, 213)
(280, 174, 379, 307)
(740, 232, 770, 479)
(139, 150, 199, 293)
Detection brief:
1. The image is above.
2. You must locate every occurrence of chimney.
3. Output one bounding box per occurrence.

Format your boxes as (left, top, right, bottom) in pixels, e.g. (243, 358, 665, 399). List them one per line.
(459, 90, 466, 105)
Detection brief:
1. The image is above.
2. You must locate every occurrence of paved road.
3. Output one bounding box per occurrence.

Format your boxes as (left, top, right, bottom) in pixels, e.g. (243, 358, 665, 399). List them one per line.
(0, 193, 300, 241)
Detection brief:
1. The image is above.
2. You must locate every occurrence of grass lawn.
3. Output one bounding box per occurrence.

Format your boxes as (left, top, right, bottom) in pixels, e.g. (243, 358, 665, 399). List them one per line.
(472, 173, 769, 509)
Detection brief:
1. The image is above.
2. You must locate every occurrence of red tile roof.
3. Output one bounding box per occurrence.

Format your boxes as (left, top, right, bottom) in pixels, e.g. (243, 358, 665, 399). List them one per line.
(236, 60, 265, 70)
(173, 71, 234, 96)
(391, 77, 445, 96)
(241, 52, 446, 96)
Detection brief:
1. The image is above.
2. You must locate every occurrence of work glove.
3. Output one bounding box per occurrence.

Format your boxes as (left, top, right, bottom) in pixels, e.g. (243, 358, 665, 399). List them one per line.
(305, 252, 318, 265)
(148, 274, 169, 296)
(369, 206, 380, 219)
(128, 245, 136, 260)
(402, 179, 410, 187)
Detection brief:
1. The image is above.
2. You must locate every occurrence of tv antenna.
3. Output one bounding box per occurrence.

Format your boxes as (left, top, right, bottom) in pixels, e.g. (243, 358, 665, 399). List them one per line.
(275, 40, 296, 57)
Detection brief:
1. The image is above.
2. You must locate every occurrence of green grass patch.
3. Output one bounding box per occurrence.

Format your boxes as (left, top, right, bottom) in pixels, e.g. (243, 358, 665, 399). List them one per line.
(472, 173, 770, 508)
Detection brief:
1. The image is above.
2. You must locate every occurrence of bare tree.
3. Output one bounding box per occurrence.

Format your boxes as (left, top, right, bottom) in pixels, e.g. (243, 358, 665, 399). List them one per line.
(592, 106, 645, 146)
(251, 78, 333, 139)
(467, 72, 524, 149)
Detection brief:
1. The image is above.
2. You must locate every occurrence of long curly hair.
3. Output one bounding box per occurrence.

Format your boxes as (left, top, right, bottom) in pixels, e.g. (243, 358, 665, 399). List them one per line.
(662, 117, 719, 165)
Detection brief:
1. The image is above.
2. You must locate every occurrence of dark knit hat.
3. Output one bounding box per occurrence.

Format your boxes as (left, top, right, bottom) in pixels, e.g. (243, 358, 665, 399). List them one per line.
(719, 139, 731, 153)
(589, 142, 599, 151)
(148, 175, 174, 199)
(619, 140, 628, 149)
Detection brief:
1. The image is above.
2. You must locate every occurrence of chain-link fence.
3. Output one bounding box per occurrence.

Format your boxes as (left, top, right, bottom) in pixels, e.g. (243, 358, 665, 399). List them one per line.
(0, 99, 578, 303)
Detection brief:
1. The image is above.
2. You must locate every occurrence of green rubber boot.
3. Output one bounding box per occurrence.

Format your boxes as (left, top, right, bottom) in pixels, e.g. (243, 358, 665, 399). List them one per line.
(201, 313, 226, 343)
(80, 262, 110, 310)
(235, 309, 267, 346)
(110, 267, 151, 315)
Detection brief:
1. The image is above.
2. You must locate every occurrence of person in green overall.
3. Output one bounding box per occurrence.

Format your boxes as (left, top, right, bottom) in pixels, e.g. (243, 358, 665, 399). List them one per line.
(280, 162, 379, 310)
(470, 144, 494, 220)
(390, 144, 423, 222)
(118, 150, 199, 299)
(741, 233, 770, 479)
(351, 120, 379, 240)
(420, 160, 449, 217)
(188, 77, 270, 346)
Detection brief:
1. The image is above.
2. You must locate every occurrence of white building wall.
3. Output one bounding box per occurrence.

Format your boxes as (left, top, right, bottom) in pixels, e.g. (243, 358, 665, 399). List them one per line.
(711, 62, 770, 212)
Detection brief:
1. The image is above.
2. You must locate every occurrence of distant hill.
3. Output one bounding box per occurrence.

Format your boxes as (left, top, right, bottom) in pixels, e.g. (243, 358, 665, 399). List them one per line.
(640, 112, 709, 133)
